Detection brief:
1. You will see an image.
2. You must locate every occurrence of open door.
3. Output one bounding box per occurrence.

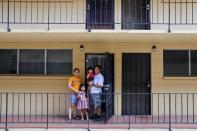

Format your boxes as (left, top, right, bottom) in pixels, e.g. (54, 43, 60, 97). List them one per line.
(85, 53, 114, 122)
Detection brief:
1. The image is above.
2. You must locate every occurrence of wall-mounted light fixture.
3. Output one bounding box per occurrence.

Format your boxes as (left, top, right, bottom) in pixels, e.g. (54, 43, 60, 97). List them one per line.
(152, 45, 157, 52)
(80, 44, 84, 52)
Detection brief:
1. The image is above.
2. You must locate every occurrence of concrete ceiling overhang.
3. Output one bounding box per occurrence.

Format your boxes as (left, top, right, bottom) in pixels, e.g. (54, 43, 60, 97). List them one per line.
(0, 31, 197, 44)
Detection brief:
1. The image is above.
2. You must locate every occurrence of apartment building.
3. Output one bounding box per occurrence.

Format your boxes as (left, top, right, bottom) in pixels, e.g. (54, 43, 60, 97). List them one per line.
(0, 0, 197, 130)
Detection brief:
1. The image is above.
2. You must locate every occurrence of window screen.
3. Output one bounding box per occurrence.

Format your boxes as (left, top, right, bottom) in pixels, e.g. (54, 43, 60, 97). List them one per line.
(164, 50, 189, 76)
(191, 50, 197, 76)
(19, 50, 45, 75)
(47, 50, 72, 75)
(0, 49, 17, 74)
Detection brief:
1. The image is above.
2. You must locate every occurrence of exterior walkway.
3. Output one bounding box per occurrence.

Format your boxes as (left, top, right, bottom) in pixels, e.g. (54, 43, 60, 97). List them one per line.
(0, 115, 197, 130)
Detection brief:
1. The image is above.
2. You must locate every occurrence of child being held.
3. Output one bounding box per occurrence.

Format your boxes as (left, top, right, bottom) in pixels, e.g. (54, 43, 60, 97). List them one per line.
(77, 84, 89, 121)
(86, 67, 94, 90)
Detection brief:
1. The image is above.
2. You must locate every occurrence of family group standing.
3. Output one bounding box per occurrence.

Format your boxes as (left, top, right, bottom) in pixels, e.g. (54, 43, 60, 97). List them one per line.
(67, 65, 104, 123)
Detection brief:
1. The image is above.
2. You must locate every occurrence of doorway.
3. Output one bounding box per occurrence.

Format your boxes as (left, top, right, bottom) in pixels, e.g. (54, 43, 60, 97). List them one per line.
(85, 53, 114, 121)
(122, 53, 151, 115)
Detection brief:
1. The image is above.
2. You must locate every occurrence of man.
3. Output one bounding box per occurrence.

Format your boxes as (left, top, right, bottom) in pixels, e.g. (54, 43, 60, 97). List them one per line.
(67, 68, 81, 123)
(89, 65, 104, 121)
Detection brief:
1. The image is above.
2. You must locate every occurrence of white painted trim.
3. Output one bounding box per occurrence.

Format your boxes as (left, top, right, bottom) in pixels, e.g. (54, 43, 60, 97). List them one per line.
(2, 28, 197, 33)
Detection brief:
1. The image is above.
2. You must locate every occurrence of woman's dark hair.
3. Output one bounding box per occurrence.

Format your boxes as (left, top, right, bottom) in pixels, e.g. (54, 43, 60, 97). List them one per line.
(73, 68, 80, 72)
(79, 84, 86, 91)
(94, 65, 102, 70)
(88, 67, 94, 71)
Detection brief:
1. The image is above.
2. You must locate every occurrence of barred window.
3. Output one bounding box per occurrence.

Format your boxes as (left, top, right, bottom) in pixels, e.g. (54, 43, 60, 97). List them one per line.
(191, 50, 197, 76)
(0, 49, 17, 74)
(164, 50, 197, 77)
(164, 50, 189, 76)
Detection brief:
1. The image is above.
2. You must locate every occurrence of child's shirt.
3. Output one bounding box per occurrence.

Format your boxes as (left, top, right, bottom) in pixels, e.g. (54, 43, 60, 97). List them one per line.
(87, 72, 94, 81)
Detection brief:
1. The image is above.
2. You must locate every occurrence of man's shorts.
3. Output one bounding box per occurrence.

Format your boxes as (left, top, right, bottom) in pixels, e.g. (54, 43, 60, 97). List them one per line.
(91, 93, 101, 108)
(69, 94, 77, 104)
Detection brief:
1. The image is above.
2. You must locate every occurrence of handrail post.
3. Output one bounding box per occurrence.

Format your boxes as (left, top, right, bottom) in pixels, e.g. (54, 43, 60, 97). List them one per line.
(128, 109, 130, 129)
(5, 93, 8, 131)
(46, 93, 49, 129)
(105, 93, 107, 124)
(87, 0, 91, 32)
(87, 93, 90, 131)
(168, 0, 171, 33)
(169, 94, 172, 131)
(7, 0, 11, 32)
(47, 0, 50, 30)
(128, 93, 130, 129)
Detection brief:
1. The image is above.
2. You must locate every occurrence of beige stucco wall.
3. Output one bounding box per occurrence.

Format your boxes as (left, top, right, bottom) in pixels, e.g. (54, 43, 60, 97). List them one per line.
(0, 33, 197, 116)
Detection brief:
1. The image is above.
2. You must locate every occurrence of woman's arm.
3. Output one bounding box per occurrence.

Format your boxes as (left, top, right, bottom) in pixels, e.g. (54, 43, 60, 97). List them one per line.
(67, 83, 80, 93)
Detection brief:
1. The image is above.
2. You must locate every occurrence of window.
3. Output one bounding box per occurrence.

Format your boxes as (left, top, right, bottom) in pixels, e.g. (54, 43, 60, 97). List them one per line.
(164, 50, 197, 77)
(0, 49, 17, 74)
(0, 49, 72, 76)
(164, 50, 189, 76)
(191, 50, 197, 76)
(19, 50, 45, 75)
(47, 50, 72, 75)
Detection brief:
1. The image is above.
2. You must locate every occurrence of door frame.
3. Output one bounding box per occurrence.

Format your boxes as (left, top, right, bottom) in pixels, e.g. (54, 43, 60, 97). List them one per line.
(85, 53, 115, 114)
(121, 53, 152, 115)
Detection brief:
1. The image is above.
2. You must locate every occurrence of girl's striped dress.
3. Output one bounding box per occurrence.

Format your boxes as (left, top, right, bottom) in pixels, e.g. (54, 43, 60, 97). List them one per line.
(77, 92, 89, 109)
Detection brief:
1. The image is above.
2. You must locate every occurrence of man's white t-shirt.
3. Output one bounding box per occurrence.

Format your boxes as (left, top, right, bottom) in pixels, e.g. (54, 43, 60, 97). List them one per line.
(90, 73, 104, 94)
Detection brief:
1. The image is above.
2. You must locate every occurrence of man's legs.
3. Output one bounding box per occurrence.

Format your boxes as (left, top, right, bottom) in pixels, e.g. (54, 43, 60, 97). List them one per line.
(92, 93, 102, 120)
(96, 106, 101, 116)
(89, 94, 96, 119)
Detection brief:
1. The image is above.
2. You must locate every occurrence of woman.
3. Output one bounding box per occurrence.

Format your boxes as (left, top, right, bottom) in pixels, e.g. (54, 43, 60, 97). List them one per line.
(67, 68, 81, 123)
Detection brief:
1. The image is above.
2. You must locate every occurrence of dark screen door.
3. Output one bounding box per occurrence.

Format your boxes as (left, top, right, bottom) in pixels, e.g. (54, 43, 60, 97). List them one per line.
(122, 53, 151, 115)
(122, 0, 150, 30)
(85, 53, 114, 121)
(87, 0, 114, 29)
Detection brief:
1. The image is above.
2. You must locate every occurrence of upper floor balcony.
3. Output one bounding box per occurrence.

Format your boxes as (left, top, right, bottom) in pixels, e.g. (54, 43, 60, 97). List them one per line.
(1, 0, 197, 32)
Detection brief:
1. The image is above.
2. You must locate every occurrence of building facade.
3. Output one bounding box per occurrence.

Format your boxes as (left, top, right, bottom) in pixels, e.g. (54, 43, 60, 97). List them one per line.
(0, 0, 197, 129)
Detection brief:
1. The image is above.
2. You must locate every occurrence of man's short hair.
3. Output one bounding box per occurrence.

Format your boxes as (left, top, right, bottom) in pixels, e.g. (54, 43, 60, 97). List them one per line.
(94, 65, 102, 70)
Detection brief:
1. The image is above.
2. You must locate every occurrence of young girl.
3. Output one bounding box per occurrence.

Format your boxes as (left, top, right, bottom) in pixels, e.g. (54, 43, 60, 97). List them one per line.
(77, 84, 89, 121)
